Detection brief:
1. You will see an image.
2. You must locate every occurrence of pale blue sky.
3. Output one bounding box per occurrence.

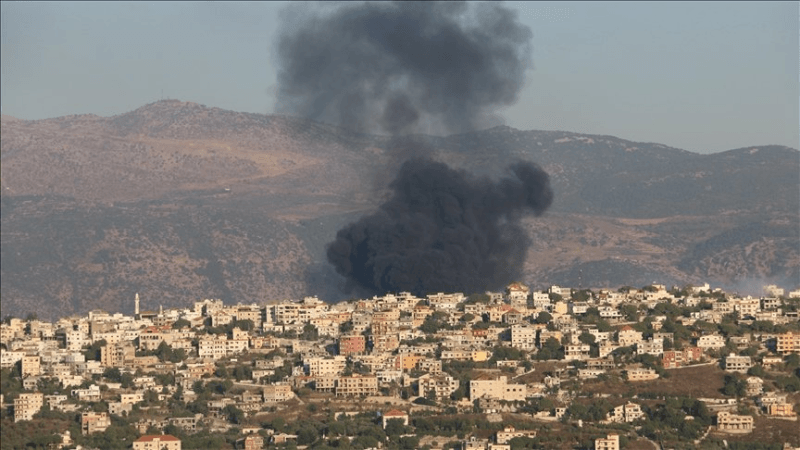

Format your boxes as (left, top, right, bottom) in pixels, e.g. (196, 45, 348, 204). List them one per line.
(1, 1, 797, 154)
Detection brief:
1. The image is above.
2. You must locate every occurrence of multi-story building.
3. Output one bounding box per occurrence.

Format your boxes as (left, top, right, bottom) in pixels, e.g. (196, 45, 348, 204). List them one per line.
(662, 347, 702, 368)
(767, 403, 795, 417)
(495, 425, 536, 444)
(723, 353, 752, 373)
(716, 412, 753, 433)
(745, 377, 763, 396)
(370, 333, 400, 353)
(63, 329, 90, 352)
(595, 434, 620, 450)
(100, 342, 135, 368)
(238, 435, 264, 450)
(469, 375, 526, 401)
(21, 355, 41, 377)
(306, 356, 346, 377)
(263, 384, 294, 403)
(427, 292, 464, 310)
(510, 325, 538, 351)
(132, 435, 181, 450)
(197, 335, 228, 359)
(120, 392, 145, 404)
(617, 326, 642, 347)
(235, 305, 263, 329)
(606, 402, 644, 423)
(636, 338, 664, 357)
(696, 334, 726, 350)
(0, 349, 26, 369)
(734, 297, 760, 318)
(14, 392, 44, 422)
(417, 374, 459, 400)
(81, 412, 111, 435)
(137, 326, 174, 352)
(335, 375, 378, 396)
(109, 402, 133, 416)
(338, 333, 366, 356)
(72, 385, 102, 402)
(776, 332, 800, 354)
(564, 344, 591, 361)
(626, 368, 658, 382)
(440, 349, 490, 362)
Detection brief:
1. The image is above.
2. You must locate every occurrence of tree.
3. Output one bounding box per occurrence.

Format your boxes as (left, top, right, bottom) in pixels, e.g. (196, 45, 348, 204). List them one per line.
(103, 367, 122, 382)
(578, 331, 596, 345)
(83, 339, 107, 361)
(620, 304, 639, 321)
(232, 319, 255, 332)
(384, 418, 409, 436)
(300, 323, 319, 341)
(534, 311, 552, 324)
(340, 321, 354, 333)
(722, 374, 747, 397)
(172, 318, 192, 329)
(537, 337, 563, 361)
(222, 405, 245, 424)
(465, 293, 490, 305)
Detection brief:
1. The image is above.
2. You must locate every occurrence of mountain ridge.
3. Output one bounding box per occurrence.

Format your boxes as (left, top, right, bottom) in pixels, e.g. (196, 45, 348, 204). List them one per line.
(2, 100, 798, 319)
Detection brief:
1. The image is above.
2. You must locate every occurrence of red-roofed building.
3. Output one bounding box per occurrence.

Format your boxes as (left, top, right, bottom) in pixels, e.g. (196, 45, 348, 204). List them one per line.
(382, 409, 409, 428)
(133, 434, 181, 450)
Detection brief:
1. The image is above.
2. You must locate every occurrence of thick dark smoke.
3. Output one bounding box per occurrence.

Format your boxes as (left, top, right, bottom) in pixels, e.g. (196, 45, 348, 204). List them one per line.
(327, 158, 553, 296)
(275, 2, 532, 135)
(274, 2, 553, 296)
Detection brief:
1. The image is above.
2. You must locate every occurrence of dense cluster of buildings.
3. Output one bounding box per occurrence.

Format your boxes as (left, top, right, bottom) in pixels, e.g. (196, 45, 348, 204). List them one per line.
(1, 282, 799, 449)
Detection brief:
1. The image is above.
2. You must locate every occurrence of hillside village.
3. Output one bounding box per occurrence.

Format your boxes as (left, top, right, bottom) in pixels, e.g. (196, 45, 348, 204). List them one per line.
(2, 283, 800, 450)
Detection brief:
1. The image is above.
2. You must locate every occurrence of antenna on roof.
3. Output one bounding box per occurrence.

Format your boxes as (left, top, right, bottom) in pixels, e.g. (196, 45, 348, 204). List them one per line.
(161, 89, 164, 101)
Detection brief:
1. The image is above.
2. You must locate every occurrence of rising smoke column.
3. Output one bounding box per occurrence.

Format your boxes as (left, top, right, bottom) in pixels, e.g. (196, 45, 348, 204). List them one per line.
(327, 159, 553, 295)
(274, 2, 553, 296)
(275, 2, 533, 135)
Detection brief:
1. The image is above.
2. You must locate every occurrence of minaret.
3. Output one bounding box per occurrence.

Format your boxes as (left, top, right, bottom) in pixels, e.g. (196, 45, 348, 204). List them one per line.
(135, 293, 140, 316)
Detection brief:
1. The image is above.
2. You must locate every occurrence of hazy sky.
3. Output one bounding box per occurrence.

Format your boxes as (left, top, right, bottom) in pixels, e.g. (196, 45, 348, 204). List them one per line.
(1, 1, 797, 154)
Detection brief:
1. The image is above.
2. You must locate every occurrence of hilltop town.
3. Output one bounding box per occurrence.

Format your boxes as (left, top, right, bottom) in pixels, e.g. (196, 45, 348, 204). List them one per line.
(1, 283, 799, 450)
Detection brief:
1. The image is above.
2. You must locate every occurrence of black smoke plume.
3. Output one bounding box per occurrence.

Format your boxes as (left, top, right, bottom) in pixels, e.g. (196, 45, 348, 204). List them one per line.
(275, 2, 532, 135)
(327, 158, 553, 296)
(274, 2, 553, 296)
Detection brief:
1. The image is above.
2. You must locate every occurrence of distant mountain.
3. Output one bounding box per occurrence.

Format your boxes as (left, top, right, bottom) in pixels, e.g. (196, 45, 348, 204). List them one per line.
(2, 100, 798, 319)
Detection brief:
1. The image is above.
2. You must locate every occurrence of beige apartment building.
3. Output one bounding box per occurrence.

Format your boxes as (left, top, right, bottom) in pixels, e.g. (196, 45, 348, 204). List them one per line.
(469, 375, 527, 401)
(595, 433, 620, 450)
(607, 402, 644, 423)
(197, 335, 228, 359)
(495, 425, 536, 444)
(21, 355, 41, 377)
(716, 412, 753, 433)
(723, 353, 752, 373)
(510, 325, 538, 350)
(776, 331, 800, 354)
(100, 342, 135, 367)
(306, 356, 346, 377)
(626, 368, 659, 382)
(133, 434, 181, 450)
(335, 375, 378, 396)
(14, 392, 43, 422)
(768, 402, 795, 417)
(617, 326, 642, 347)
(263, 384, 293, 403)
(418, 374, 459, 400)
(81, 412, 111, 435)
